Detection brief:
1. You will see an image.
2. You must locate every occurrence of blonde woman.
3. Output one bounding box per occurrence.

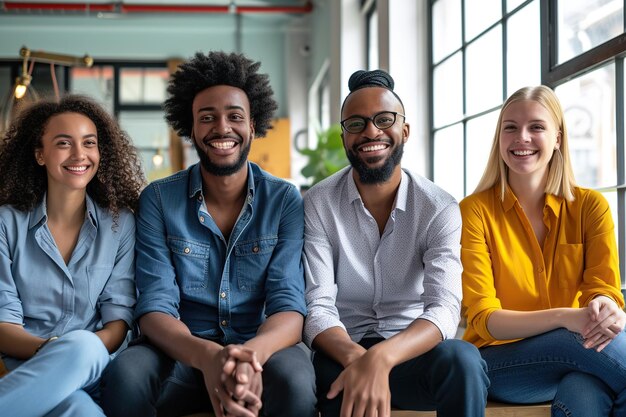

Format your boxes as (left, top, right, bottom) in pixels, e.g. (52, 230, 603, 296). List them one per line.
(461, 86, 626, 416)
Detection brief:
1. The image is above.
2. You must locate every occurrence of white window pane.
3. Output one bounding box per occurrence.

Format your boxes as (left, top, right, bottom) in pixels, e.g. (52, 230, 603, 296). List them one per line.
(556, 63, 617, 188)
(432, 0, 462, 64)
(507, 0, 527, 12)
(507, 0, 541, 95)
(466, 110, 499, 195)
(120, 68, 168, 104)
(434, 123, 464, 201)
(433, 52, 463, 128)
(557, 0, 624, 64)
(368, 10, 379, 70)
(465, 0, 502, 41)
(466, 26, 503, 115)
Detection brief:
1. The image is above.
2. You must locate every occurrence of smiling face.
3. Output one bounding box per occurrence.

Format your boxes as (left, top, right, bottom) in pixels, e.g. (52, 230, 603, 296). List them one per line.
(340, 87, 409, 184)
(191, 85, 254, 177)
(34, 112, 100, 194)
(499, 99, 561, 184)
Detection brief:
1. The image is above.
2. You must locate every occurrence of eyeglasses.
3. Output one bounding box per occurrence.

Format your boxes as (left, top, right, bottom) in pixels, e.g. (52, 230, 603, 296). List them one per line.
(340, 111, 405, 134)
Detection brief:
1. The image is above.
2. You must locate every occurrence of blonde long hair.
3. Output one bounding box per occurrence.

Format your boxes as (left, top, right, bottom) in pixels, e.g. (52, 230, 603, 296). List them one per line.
(473, 85, 576, 201)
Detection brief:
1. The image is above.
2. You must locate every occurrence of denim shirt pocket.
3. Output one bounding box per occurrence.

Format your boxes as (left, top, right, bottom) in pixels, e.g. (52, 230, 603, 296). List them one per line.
(555, 243, 583, 289)
(168, 237, 211, 290)
(234, 237, 278, 293)
(87, 265, 114, 309)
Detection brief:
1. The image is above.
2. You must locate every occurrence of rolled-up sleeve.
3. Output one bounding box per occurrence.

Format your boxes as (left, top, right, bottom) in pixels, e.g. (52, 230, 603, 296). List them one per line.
(0, 219, 22, 325)
(302, 193, 346, 347)
(134, 184, 181, 320)
(460, 198, 503, 345)
(419, 202, 463, 340)
(264, 185, 307, 317)
(98, 210, 136, 328)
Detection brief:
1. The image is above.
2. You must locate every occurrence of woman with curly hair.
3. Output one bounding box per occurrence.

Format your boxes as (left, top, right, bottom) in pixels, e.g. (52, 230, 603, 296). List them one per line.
(0, 94, 144, 417)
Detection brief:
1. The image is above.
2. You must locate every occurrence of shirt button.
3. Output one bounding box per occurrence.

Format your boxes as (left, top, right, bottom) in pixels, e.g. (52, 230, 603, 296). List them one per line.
(199, 216, 205, 223)
(221, 320, 228, 326)
(252, 246, 259, 253)
(184, 247, 191, 254)
(220, 292, 226, 299)
(197, 195, 203, 201)
(537, 266, 544, 273)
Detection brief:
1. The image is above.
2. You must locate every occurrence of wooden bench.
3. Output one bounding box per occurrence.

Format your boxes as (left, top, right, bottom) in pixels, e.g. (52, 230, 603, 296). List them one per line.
(185, 402, 551, 417)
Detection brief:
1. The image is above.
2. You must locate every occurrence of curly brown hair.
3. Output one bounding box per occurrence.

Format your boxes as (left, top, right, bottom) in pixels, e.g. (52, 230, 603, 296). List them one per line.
(0, 94, 145, 216)
(164, 51, 278, 139)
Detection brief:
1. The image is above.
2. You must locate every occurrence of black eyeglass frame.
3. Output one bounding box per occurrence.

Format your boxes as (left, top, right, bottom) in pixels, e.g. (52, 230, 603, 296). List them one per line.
(340, 111, 406, 134)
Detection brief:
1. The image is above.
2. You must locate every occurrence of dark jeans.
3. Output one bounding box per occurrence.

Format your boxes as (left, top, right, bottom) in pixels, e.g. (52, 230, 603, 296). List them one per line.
(100, 341, 317, 417)
(313, 338, 489, 417)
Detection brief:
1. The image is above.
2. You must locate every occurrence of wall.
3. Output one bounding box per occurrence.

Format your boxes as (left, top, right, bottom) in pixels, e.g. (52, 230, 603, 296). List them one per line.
(0, 13, 297, 118)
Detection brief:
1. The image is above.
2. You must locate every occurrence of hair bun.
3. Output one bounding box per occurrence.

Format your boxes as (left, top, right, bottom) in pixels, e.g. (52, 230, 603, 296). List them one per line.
(348, 69, 395, 92)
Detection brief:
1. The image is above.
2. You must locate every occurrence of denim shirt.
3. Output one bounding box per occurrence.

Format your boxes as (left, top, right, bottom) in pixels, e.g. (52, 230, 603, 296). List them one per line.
(0, 195, 136, 342)
(134, 162, 307, 345)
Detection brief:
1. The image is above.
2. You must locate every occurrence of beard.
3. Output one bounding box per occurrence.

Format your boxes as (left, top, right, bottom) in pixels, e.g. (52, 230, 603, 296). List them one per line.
(346, 140, 404, 184)
(194, 136, 251, 177)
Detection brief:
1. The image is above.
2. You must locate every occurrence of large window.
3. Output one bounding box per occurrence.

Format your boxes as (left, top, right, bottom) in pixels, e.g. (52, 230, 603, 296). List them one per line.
(430, 0, 626, 287)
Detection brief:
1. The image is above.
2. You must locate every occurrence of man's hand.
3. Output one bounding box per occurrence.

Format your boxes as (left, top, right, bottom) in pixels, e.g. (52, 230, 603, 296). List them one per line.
(582, 296, 626, 352)
(223, 357, 263, 415)
(203, 345, 262, 417)
(327, 349, 392, 417)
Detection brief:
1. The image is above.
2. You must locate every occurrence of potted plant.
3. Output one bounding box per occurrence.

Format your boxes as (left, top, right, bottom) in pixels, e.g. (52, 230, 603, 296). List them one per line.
(298, 123, 349, 187)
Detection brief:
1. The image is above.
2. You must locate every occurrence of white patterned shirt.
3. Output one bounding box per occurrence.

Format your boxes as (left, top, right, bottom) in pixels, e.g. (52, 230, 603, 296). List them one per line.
(303, 167, 462, 346)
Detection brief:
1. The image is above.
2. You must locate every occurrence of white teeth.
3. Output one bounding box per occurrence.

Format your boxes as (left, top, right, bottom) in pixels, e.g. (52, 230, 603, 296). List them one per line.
(210, 141, 236, 149)
(361, 144, 388, 152)
(65, 166, 87, 172)
(512, 150, 537, 156)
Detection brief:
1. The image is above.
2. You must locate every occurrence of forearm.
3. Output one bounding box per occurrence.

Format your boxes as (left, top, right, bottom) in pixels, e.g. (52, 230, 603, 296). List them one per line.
(312, 326, 366, 368)
(139, 312, 222, 369)
(0, 322, 45, 359)
(95, 319, 129, 353)
(367, 318, 442, 369)
(244, 311, 303, 364)
(487, 308, 576, 340)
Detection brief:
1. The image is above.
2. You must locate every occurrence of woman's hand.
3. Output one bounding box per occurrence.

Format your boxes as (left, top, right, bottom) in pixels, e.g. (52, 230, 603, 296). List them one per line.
(581, 296, 626, 352)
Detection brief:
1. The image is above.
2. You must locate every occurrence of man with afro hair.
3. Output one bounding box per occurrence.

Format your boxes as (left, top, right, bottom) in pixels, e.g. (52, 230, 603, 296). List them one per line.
(101, 51, 317, 417)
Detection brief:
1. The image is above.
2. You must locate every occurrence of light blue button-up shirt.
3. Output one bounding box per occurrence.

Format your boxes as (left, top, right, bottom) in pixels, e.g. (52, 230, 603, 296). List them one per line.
(0, 195, 136, 356)
(134, 162, 307, 345)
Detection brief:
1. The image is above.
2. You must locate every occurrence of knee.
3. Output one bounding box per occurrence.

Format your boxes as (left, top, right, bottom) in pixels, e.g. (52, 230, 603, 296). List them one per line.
(101, 344, 160, 391)
(52, 390, 104, 417)
(56, 330, 109, 370)
(433, 340, 486, 373)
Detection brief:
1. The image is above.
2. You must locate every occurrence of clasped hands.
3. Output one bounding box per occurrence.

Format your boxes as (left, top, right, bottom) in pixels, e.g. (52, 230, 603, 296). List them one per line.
(566, 296, 626, 352)
(205, 345, 264, 417)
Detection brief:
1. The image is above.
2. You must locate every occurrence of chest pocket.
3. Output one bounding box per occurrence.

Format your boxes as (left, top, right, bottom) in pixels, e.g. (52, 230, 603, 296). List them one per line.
(168, 238, 211, 290)
(555, 243, 584, 289)
(235, 237, 277, 292)
(87, 265, 114, 309)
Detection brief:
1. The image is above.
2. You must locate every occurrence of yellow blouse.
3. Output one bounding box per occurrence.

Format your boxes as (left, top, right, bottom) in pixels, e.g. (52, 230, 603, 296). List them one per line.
(460, 185, 624, 348)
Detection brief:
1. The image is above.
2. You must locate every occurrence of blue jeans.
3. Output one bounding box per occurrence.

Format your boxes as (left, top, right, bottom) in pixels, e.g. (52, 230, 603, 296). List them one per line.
(314, 338, 489, 417)
(100, 340, 317, 417)
(0, 330, 109, 417)
(480, 328, 626, 417)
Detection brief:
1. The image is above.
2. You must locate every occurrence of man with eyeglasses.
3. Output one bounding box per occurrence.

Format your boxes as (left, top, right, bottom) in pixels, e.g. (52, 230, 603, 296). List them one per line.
(302, 69, 489, 417)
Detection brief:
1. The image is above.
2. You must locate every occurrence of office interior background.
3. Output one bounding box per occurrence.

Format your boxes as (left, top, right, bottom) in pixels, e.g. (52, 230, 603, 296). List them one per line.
(0, 0, 625, 291)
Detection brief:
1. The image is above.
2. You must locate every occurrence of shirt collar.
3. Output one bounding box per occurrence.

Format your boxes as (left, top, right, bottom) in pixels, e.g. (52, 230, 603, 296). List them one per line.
(500, 184, 563, 217)
(188, 162, 256, 200)
(29, 193, 98, 229)
(346, 168, 408, 212)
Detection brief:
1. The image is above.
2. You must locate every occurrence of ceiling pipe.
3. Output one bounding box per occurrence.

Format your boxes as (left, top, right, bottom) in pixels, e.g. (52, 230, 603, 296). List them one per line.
(2, 1, 313, 14)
